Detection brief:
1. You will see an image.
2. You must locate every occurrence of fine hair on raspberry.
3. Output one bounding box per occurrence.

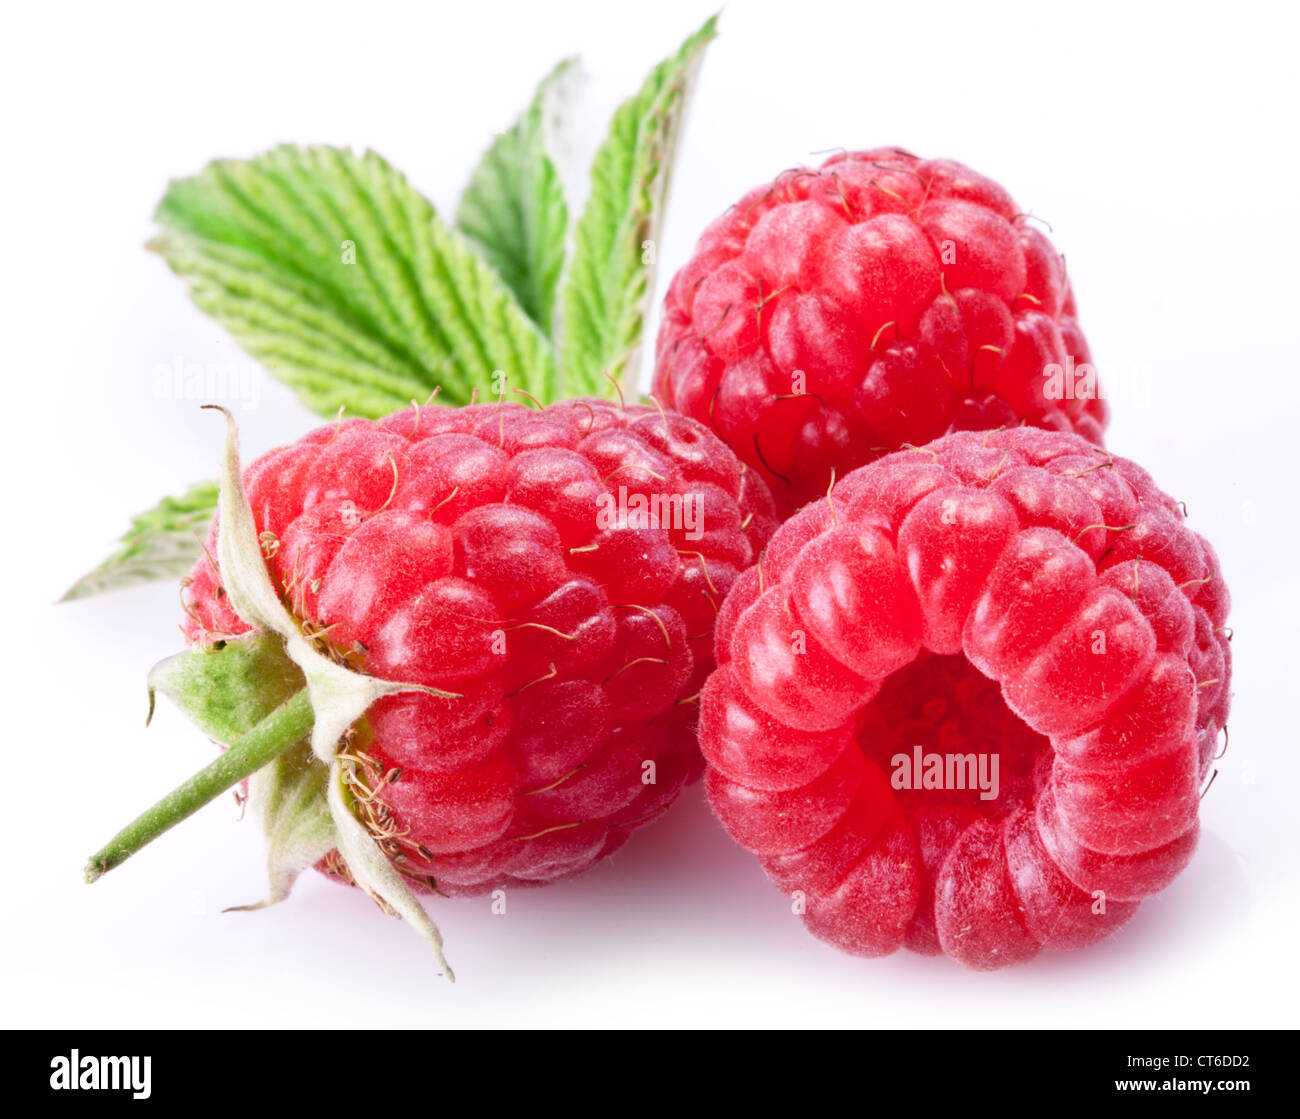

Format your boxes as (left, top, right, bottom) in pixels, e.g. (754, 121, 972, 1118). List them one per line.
(182, 397, 775, 895)
(654, 148, 1107, 515)
(702, 427, 1230, 969)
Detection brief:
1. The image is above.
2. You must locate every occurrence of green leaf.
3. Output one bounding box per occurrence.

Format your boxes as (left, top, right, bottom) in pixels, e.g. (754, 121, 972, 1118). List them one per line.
(152, 145, 556, 418)
(457, 58, 578, 342)
(558, 15, 717, 397)
(60, 480, 218, 602)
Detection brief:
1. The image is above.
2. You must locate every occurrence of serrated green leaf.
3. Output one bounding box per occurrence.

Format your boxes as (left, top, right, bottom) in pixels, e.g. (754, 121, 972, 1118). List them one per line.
(152, 145, 556, 418)
(457, 58, 578, 345)
(61, 480, 218, 601)
(558, 15, 717, 396)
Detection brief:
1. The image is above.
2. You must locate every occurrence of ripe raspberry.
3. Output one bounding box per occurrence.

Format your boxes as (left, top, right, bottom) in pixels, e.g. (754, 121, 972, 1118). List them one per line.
(702, 427, 1230, 969)
(183, 398, 775, 895)
(653, 148, 1107, 515)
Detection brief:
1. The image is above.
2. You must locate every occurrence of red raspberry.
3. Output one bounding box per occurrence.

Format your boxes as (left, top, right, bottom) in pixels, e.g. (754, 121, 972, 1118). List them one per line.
(653, 148, 1107, 516)
(702, 428, 1230, 969)
(183, 398, 775, 895)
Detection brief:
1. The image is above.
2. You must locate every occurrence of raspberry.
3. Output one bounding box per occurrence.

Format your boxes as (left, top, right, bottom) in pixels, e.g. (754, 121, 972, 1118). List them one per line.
(653, 148, 1107, 515)
(183, 398, 775, 895)
(701, 428, 1230, 969)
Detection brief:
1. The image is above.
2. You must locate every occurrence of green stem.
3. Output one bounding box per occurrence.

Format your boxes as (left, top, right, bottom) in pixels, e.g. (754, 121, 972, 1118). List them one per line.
(85, 689, 315, 883)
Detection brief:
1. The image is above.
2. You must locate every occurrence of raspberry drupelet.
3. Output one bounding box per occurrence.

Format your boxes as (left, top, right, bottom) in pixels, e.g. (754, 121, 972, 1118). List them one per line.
(701, 427, 1230, 969)
(183, 397, 775, 895)
(653, 148, 1107, 516)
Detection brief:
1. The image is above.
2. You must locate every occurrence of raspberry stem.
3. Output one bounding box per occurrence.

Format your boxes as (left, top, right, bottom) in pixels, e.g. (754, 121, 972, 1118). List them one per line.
(84, 688, 314, 883)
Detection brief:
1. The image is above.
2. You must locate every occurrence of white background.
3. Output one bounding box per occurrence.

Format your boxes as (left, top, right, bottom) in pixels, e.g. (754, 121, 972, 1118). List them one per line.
(3, 0, 1297, 1028)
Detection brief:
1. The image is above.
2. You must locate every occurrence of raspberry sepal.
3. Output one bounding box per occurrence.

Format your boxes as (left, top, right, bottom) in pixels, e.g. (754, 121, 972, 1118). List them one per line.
(86, 409, 461, 978)
(146, 629, 307, 741)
